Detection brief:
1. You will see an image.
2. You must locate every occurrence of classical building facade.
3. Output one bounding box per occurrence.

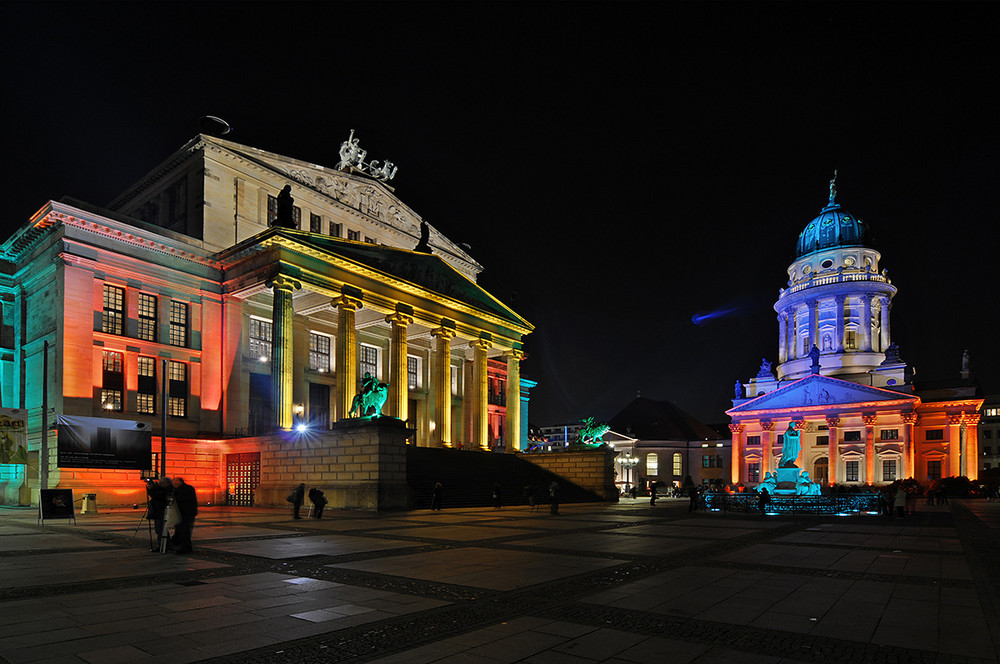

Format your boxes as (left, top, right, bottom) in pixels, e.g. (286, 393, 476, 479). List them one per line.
(0, 134, 534, 506)
(728, 179, 982, 487)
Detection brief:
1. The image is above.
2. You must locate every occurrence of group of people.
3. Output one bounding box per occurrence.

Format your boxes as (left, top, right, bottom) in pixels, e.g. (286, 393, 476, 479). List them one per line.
(145, 476, 198, 553)
(289, 483, 328, 519)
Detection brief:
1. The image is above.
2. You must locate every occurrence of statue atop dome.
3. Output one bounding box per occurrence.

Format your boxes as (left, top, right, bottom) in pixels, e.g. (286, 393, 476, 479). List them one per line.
(828, 169, 838, 207)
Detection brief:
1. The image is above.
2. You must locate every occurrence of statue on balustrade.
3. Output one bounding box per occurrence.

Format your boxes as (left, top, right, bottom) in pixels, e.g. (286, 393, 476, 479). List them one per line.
(778, 422, 801, 468)
(348, 372, 389, 418)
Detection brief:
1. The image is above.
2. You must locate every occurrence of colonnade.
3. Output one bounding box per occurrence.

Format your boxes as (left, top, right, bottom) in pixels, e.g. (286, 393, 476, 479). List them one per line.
(731, 410, 980, 486)
(777, 294, 891, 362)
(267, 280, 524, 451)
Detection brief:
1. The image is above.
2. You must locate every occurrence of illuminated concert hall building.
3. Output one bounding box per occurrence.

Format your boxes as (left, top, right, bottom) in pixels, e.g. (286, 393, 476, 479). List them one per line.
(0, 134, 533, 507)
(728, 179, 982, 487)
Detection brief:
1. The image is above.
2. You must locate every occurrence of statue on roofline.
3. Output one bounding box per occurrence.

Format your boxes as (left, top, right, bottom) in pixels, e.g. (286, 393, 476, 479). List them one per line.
(272, 185, 296, 229)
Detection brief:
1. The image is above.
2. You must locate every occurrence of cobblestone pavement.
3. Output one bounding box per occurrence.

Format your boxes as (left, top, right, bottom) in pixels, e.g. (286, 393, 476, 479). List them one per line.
(1, 498, 998, 663)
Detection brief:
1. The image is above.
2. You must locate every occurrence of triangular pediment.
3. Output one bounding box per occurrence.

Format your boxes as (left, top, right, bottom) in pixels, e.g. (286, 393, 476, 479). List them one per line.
(727, 374, 918, 416)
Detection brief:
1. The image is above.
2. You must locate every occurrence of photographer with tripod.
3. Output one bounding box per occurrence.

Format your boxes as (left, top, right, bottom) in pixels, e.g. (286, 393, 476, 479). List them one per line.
(146, 476, 173, 552)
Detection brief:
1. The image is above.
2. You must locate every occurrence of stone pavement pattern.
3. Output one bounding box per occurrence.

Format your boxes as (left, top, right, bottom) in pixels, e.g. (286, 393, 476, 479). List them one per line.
(0, 498, 998, 663)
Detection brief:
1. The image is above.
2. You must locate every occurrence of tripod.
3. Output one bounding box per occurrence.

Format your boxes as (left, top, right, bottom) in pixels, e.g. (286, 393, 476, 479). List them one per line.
(128, 497, 154, 550)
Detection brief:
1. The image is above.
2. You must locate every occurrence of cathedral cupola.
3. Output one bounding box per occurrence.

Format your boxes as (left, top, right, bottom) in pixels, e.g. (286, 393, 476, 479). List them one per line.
(772, 174, 904, 387)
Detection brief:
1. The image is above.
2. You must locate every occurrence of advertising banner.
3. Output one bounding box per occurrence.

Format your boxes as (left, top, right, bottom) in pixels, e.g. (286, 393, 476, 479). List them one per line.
(56, 416, 152, 470)
(0, 408, 28, 465)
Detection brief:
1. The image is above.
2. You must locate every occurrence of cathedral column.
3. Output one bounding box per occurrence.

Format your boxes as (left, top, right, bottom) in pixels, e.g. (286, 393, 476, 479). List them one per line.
(385, 307, 414, 421)
(267, 276, 301, 430)
(879, 296, 891, 352)
(900, 412, 917, 479)
(947, 413, 963, 478)
(470, 337, 492, 450)
(431, 325, 456, 447)
(729, 423, 744, 484)
(761, 421, 775, 475)
(777, 313, 787, 364)
(334, 292, 363, 419)
(807, 299, 819, 353)
(826, 416, 840, 486)
(834, 294, 846, 353)
(503, 349, 525, 452)
(859, 294, 874, 352)
(789, 309, 799, 360)
(862, 413, 877, 485)
(964, 413, 980, 480)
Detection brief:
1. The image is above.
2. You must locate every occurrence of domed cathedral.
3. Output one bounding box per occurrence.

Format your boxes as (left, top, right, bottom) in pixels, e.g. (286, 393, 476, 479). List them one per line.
(727, 175, 982, 489)
(776, 173, 902, 385)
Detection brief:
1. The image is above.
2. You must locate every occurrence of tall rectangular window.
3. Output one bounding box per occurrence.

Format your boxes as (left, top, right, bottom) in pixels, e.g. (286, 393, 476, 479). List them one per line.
(845, 330, 857, 350)
(330, 222, 342, 237)
(717, 455, 724, 468)
(249, 318, 272, 360)
(748, 463, 760, 483)
(927, 459, 942, 480)
(673, 453, 682, 476)
(845, 460, 860, 482)
(169, 300, 188, 347)
(347, 229, 360, 241)
(102, 285, 125, 335)
(137, 356, 156, 414)
(310, 213, 322, 233)
(702, 455, 710, 468)
(309, 332, 331, 372)
(168, 361, 187, 417)
(137, 293, 157, 342)
(882, 459, 897, 482)
(360, 344, 379, 380)
(101, 351, 124, 412)
(646, 453, 658, 475)
(407, 356, 419, 390)
(267, 195, 301, 227)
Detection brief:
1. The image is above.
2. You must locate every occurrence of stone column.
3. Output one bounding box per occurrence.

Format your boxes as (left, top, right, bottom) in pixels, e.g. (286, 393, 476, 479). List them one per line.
(834, 294, 846, 352)
(862, 413, 877, 485)
(266, 276, 301, 430)
(334, 292, 363, 419)
(729, 423, 744, 484)
(901, 412, 917, 479)
(789, 310, 798, 360)
(807, 299, 819, 353)
(964, 413, 980, 480)
(777, 313, 787, 364)
(431, 325, 456, 447)
(947, 413, 963, 478)
(860, 294, 873, 352)
(761, 421, 775, 475)
(879, 295, 891, 352)
(470, 337, 492, 450)
(503, 349, 524, 452)
(826, 416, 840, 485)
(385, 307, 414, 422)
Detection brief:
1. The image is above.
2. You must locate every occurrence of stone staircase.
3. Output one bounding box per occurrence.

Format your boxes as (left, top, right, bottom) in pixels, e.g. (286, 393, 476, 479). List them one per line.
(406, 446, 604, 510)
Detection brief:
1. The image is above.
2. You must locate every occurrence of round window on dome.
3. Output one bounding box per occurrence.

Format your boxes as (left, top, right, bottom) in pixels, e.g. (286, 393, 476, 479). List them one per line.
(821, 259, 833, 269)
(803, 265, 812, 275)
(843, 257, 855, 266)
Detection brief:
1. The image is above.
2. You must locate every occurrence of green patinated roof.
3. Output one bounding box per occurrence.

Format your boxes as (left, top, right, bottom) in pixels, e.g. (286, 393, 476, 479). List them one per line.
(795, 202, 870, 258)
(271, 230, 531, 331)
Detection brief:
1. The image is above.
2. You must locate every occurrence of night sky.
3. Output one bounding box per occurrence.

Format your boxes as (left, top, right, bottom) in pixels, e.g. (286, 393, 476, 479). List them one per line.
(3, 3, 997, 427)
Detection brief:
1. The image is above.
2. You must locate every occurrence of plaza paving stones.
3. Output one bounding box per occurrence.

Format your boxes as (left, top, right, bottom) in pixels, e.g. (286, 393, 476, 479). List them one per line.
(1, 499, 999, 663)
(198, 534, 426, 559)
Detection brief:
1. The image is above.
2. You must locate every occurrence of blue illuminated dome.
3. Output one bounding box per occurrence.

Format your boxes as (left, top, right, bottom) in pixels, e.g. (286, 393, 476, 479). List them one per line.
(795, 174, 869, 258)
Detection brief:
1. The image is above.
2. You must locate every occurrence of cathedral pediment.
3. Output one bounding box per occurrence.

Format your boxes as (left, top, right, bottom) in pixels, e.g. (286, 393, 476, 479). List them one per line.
(727, 374, 918, 416)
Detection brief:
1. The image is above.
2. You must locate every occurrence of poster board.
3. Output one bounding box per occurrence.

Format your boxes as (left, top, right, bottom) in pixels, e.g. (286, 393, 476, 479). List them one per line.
(0, 408, 29, 465)
(39, 489, 75, 524)
(56, 416, 152, 470)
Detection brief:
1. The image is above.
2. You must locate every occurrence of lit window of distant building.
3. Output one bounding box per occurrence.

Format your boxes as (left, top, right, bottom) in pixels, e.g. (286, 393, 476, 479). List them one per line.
(137, 293, 157, 342)
(168, 361, 187, 417)
(845, 460, 859, 482)
(169, 300, 188, 347)
(249, 318, 272, 360)
(927, 459, 942, 480)
(308, 332, 331, 372)
(882, 459, 897, 482)
(360, 344, 379, 380)
(102, 285, 125, 335)
(137, 356, 156, 414)
(101, 350, 124, 412)
(646, 453, 658, 475)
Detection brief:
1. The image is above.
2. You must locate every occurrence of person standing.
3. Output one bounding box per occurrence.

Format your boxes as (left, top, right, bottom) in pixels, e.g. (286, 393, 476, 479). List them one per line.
(431, 482, 443, 511)
(893, 484, 906, 518)
(308, 487, 327, 519)
(688, 485, 700, 512)
(757, 487, 770, 515)
(170, 477, 198, 554)
(492, 483, 503, 509)
(291, 482, 306, 519)
(146, 476, 173, 552)
(649, 481, 658, 506)
(549, 481, 560, 515)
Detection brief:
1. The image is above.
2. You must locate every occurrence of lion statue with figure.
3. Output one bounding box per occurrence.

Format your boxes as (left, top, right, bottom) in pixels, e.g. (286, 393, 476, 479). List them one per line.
(349, 372, 389, 418)
(575, 417, 610, 444)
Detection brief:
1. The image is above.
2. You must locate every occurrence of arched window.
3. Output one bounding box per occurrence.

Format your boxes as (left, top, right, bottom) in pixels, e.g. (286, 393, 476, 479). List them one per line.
(646, 453, 658, 475)
(673, 452, 683, 476)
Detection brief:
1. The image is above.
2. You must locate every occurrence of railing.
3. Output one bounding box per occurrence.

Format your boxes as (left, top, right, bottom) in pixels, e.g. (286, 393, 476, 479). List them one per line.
(779, 272, 888, 298)
(702, 492, 880, 514)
